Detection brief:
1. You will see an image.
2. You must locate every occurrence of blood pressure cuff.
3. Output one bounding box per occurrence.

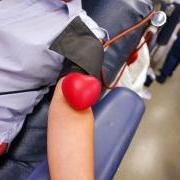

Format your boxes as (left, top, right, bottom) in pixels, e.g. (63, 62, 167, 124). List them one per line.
(50, 16, 104, 80)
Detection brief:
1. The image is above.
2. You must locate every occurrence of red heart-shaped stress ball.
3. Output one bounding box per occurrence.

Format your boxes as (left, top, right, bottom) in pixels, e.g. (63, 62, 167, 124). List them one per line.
(62, 73, 101, 110)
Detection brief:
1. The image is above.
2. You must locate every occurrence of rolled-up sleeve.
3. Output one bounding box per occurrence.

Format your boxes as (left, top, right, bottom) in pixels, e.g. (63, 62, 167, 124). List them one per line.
(66, 0, 109, 41)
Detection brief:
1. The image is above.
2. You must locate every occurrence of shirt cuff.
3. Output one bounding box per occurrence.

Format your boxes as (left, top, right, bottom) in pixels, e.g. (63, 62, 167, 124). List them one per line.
(79, 10, 109, 41)
(64, 1, 109, 42)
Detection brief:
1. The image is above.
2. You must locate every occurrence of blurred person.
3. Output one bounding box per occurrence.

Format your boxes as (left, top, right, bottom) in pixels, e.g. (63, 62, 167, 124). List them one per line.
(156, 30, 180, 83)
(147, 1, 180, 85)
(156, 1, 180, 46)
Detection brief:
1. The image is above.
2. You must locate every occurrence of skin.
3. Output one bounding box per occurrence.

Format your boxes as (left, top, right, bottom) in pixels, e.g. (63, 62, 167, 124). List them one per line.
(47, 3, 103, 178)
(48, 80, 95, 180)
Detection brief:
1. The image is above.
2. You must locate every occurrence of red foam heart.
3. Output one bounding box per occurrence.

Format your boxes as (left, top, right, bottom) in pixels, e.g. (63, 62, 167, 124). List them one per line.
(62, 73, 101, 110)
(0, 143, 8, 156)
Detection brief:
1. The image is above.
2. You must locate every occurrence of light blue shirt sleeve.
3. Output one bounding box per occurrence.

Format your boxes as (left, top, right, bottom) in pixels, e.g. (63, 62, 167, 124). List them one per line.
(0, 0, 108, 146)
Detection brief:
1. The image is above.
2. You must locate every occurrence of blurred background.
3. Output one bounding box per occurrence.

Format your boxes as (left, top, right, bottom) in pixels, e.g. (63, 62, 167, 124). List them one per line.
(115, 0, 180, 179)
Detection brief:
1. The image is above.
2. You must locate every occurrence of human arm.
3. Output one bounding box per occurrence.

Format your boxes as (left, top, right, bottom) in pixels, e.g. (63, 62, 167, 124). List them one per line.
(47, 80, 95, 180)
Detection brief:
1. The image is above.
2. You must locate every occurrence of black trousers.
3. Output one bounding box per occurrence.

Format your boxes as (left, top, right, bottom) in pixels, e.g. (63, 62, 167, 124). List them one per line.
(157, 3, 180, 46)
(160, 36, 180, 77)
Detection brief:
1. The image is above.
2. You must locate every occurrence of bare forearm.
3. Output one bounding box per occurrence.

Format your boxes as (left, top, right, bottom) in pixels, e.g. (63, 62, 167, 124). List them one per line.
(48, 81, 94, 180)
